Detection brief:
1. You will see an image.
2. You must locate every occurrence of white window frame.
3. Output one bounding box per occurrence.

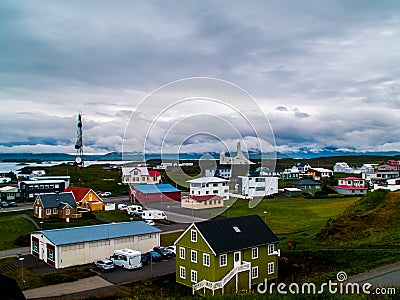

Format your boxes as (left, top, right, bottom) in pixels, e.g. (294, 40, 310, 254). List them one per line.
(65, 208, 70, 215)
(179, 246, 185, 259)
(53, 208, 58, 214)
(268, 262, 274, 274)
(46, 209, 51, 215)
(268, 244, 274, 255)
(219, 254, 227, 267)
(251, 266, 259, 279)
(179, 266, 186, 279)
(203, 253, 210, 267)
(191, 229, 197, 242)
(191, 270, 197, 283)
(191, 250, 197, 263)
(252, 247, 258, 259)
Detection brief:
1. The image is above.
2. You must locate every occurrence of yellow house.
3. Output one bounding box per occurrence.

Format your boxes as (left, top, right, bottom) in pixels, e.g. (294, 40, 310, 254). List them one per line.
(64, 187, 105, 211)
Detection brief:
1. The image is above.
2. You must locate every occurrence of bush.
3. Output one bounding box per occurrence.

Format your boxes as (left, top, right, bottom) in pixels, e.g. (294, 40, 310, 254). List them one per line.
(40, 267, 93, 285)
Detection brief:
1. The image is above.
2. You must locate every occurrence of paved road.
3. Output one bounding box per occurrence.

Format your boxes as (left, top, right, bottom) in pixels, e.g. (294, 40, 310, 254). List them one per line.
(349, 261, 400, 288)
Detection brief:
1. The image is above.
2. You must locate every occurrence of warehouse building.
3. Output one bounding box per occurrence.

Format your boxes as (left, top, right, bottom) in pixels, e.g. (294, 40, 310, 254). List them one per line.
(129, 183, 181, 203)
(30, 221, 161, 269)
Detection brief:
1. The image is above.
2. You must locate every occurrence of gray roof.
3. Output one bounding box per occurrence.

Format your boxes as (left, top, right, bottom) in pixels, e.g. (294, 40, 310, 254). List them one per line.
(37, 221, 161, 246)
(293, 179, 321, 186)
(38, 192, 77, 208)
(194, 215, 279, 255)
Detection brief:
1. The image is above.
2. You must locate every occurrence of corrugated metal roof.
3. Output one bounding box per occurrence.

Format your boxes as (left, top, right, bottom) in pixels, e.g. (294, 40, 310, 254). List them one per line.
(133, 184, 180, 194)
(38, 221, 161, 245)
(187, 177, 229, 183)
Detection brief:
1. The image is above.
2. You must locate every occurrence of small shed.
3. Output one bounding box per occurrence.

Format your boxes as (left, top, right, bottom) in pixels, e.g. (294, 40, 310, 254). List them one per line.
(283, 187, 302, 197)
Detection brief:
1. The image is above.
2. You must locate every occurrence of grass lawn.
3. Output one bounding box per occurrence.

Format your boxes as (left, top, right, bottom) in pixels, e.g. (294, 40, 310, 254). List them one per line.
(222, 196, 360, 249)
(0, 212, 36, 250)
(161, 231, 184, 247)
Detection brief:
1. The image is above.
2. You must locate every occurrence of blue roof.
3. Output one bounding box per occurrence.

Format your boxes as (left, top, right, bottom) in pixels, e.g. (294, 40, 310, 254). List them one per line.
(134, 184, 180, 194)
(38, 221, 161, 246)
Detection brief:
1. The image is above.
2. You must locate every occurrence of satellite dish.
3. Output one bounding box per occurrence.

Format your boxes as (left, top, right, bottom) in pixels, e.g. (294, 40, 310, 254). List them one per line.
(75, 157, 82, 164)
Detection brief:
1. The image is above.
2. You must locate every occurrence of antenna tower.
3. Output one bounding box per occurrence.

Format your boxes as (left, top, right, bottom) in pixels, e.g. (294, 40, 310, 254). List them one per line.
(74, 113, 84, 168)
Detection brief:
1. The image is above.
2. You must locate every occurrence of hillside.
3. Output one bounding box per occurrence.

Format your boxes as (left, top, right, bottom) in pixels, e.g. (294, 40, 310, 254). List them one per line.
(315, 189, 400, 248)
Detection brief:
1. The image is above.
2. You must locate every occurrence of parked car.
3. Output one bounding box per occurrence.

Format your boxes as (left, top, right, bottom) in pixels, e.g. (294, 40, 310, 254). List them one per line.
(153, 246, 173, 259)
(118, 204, 128, 210)
(94, 259, 115, 272)
(141, 254, 149, 266)
(165, 245, 176, 256)
(1, 201, 17, 208)
(101, 192, 112, 197)
(144, 220, 155, 226)
(143, 251, 162, 262)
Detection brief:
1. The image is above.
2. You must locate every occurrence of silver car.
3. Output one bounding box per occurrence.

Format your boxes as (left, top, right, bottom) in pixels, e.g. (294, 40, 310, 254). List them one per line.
(95, 259, 115, 272)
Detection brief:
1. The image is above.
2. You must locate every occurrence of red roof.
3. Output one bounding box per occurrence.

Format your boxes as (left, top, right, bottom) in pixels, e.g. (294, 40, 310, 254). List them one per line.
(334, 185, 368, 190)
(190, 195, 223, 202)
(339, 177, 364, 181)
(64, 187, 92, 202)
(149, 170, 161, 177)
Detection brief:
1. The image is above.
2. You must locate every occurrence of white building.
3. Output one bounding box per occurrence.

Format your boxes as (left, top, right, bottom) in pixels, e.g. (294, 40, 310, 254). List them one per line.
(307, 168, 333, 180)
(334, 177, 368, 195)
(205, 166, 231, 179)
(121, 166, 161, 185)
(220, 142, 254, 165)
(187, 177, 229, 200)
(237, 176, 278, 198)
(373, 178, 400, 192)
(30, 221, 160, 269)
(362, 171, 399, 181)
(333, 162, 354, 174)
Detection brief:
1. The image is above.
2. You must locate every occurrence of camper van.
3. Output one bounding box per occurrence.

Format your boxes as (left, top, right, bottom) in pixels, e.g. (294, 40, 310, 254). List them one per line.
(141, 210, 167, 220)
(110, 249, 142, 270)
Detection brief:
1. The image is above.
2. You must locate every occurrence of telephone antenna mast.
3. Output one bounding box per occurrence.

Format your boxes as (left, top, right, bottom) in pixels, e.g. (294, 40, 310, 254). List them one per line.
(74, 113, 84, 168)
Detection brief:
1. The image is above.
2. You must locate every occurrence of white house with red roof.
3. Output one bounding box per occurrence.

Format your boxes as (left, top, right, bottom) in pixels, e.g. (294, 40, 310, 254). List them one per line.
(334, 177, 368, 195)
(121, 166, 162, 185)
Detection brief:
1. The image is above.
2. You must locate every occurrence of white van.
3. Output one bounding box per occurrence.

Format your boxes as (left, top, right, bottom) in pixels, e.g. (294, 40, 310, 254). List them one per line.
(141, 210, 167, 220)
(127, 205, 143, 216)
(110, 249, 142, 270)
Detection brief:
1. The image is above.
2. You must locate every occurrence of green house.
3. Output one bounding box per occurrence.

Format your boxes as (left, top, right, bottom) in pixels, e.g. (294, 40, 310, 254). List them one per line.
(175, 215, 280, 296)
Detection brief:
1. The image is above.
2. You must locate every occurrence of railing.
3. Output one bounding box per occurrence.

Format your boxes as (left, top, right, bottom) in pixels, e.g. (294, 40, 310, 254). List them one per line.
(192, 261, 251, 294)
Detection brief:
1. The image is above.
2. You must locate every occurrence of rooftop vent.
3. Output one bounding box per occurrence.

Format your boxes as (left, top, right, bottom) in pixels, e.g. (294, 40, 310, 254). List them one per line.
(233, 226, 241, 233)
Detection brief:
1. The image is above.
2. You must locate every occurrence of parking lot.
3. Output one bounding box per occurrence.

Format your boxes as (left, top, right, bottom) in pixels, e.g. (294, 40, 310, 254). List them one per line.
(93, 257, 176, 285)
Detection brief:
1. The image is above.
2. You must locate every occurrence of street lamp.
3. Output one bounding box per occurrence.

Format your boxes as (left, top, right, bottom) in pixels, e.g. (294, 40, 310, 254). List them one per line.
(40, 221, 43, 230)
(227, 206, 231, 218)
(263, 211, 267, 223)
(18, 257, 25, 287)
(166, 205, 170, 218)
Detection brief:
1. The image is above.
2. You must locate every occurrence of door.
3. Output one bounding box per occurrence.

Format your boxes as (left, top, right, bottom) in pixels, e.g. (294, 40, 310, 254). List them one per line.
(234, 251, 241, 268)
(38, 207, 42, 218)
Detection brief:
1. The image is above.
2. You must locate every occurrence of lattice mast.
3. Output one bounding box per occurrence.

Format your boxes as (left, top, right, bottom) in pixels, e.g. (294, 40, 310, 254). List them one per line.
(74, 112, 84, 168)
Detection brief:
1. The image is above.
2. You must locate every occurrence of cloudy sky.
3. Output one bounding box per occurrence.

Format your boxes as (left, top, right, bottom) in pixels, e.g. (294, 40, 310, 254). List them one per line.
(1, 0, 400, 155)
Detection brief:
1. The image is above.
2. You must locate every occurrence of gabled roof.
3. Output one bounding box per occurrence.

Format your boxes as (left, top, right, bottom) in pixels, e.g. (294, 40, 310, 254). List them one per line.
(293, 179, 321, 186)
(122, 166, 149, 176)
(334, 185, 368, 190)
(294, 162, 310, 167)
(37, 192, 77, 208)
(133, 183, 180, 194)
(309, 168, 333, 173)
(148, 170, 161, 177)
(181, 215, 279, 255)
(64, 187, 95, 202)
(35, 221, 161, 246)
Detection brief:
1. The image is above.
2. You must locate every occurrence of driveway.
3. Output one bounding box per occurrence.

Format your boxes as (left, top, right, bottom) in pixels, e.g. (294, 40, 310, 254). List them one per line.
(95, 257, 176, 285)
(349, 261, 400, 287)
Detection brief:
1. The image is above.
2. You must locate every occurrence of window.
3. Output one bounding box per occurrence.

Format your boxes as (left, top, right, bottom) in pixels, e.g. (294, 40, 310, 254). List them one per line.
(35, 206, 38, 214)
(251, 266, 259, 279)
(191, 250, 197, 263)
(46, 209, 51, 215)
(47, 248, 55, 261)
(220, 254, 227, 267)
(213, 190, 218, 194)
(268, 244, 274, 255)
(256, 178, 265, 182)
(203, 253, 210, 267)
(256, 186, 265, 191)
(191, 229, 197, 242)
(179, 247, 185, 259)
(191, 270, 197, 283)
(65, 209, 70, 215)
(268, 262, 274, 274)
(252, 247, 258, 259)
(179, 266, 186, 279)
(53, 208, 58, 214)
(32, 241, 38, 253)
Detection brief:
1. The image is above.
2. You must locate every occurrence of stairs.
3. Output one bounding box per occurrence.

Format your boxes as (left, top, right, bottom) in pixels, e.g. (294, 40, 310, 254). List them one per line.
(192, 261, 251, 295)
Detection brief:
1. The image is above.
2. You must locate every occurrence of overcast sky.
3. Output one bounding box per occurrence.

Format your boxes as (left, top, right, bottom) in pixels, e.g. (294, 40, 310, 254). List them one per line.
(1, 0, 400, 155)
